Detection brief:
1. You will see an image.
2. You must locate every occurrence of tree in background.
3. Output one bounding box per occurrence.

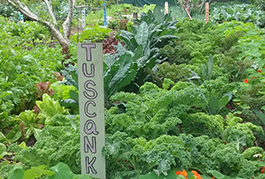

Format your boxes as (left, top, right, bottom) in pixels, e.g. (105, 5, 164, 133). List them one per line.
(5, 0, 115, 48)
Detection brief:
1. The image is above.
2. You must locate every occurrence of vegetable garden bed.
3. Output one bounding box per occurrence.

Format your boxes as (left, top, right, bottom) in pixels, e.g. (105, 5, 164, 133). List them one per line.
(1, 1, 265, 179)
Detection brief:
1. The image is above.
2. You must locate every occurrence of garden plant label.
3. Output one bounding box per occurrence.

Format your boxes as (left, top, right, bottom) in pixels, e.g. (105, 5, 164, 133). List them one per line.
(77, 43, 106, 179)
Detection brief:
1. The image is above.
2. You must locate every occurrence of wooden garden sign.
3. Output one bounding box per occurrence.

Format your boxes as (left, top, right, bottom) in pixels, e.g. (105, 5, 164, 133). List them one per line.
(77, 43, 106, 179)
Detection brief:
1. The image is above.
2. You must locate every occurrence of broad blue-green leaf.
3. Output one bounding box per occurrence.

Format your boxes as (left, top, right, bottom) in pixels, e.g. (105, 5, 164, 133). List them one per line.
(135, 22, 149, 48)
(208, 98, 218, 115)
(153, 5, 163, 23)
(218, 94, 230, 109)
(252, 109, 265, 126)
(69, 90, 79, 103)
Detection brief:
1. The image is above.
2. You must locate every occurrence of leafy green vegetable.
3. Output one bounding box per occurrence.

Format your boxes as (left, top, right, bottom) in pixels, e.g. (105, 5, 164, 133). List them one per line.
(23, 165, 54, 179)
(8, 115, 80, 173)
(71, 24, 112, 43)
(7, 165, 24, 179)
(11, 110, 41, 141)
(201, 55, 214, 81)
(36, 94, 69, 125)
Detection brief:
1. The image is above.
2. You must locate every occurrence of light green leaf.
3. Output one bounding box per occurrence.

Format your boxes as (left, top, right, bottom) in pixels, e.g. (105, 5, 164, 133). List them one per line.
(0, 132, 6, 143)
(46, 162, 73, 179)
(23, 165, 54, 179)
(0, 143, 6, 154)
(18, 142, 28, 149)
(207, 170, 225, 179)
(8, 165, 24, 179)
(73, 175, 94, 179)
(6, 125, 21, 143)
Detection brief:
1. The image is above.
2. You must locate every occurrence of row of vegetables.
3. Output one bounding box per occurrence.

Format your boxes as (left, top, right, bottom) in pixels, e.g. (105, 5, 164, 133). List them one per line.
(1, 2, 265, 179)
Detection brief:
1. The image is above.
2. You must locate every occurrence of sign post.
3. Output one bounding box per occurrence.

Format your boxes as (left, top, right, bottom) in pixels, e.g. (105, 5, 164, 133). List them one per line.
(82, 8, 86, 28)
(77, 43, 106, 179)
(205, 2, 209, 23)
(165, 1, 168, 14)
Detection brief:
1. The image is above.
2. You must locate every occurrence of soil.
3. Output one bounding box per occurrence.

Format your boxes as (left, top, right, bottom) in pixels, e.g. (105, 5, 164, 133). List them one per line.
(0, 154, 15, 164)
(25, 135, 37, 147)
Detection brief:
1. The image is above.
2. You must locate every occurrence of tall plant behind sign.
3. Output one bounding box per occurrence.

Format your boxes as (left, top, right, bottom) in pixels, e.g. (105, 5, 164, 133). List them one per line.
(77, 43, 106, 179)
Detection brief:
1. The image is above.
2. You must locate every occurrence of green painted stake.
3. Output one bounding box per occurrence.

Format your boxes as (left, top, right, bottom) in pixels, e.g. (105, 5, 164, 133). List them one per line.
(77, 43, 106, 179)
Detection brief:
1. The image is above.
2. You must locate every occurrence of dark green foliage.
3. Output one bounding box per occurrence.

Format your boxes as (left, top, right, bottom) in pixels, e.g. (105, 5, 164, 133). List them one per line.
(103, 81, 263, 178)
(0, 3, 19, 21)
(0, 16, 63, 115)
(157, 62, 190, 83)
(250, 0, 265, 11)
(159, 19, 241, 66)
(240, 84, 265, 109)
(60, 65, 78, 89)
(104, 5, 180, 100)
(104, 52, 138, 102)
(181, 113, 224, 138)
(159, 40, 192, 65)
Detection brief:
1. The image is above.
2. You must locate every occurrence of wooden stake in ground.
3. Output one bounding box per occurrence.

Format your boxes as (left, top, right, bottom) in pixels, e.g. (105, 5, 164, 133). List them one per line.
(205, 2, 209, 23)
(165, 1, 168, 14)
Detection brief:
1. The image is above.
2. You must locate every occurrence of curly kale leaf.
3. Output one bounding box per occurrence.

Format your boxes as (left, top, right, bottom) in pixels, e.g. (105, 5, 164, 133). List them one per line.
(8, 116, 81, 174)
(104, 133, 191, 176)
(242, 146, 264, 160)
(142, 135, 192, 171)
(225, 122, 264, 151)
(181, 112, 224, 138)
(174, 86, 208, 108)
(107, 83, 182, 139)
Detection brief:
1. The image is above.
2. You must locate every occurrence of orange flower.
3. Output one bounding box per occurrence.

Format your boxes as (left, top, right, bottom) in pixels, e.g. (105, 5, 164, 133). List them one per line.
(244, 79, 248, 83)
(257, 70, 262, 73)
(258, 31, 260, 33)
(176, 171, 182, 175)
(251, 77, 254, 79)
(211, 177, 215, 179)
(261, 167, 265, 173)
(175, 170, 188, 179)
(191, 170, 203, 179)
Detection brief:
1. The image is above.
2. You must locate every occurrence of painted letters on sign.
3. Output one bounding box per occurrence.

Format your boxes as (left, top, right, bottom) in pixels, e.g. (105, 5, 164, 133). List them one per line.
(77, 43, 105, 179)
